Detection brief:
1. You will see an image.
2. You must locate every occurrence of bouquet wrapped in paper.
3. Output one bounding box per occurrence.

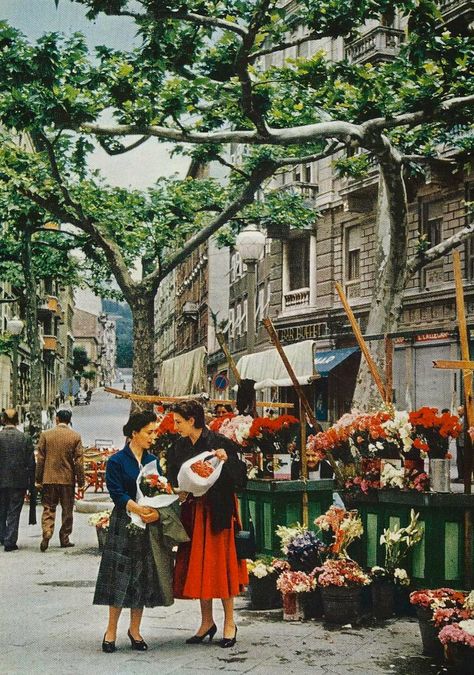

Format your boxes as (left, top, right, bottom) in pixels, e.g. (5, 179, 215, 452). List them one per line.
(177, 451, 224, 497)
(129, 459, 178, 530)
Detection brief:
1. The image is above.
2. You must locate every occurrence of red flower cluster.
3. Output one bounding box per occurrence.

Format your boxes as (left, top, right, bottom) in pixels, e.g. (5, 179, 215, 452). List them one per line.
(155, 412, 177, 436)
(190, 460, 214, 478)
(410, 588, 467, 609)
(248, 415, 299, 439)
(409, 407, 461, 439)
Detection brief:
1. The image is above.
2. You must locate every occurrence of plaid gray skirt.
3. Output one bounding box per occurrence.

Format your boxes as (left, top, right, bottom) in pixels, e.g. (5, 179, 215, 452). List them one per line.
(93, 507, 164, 608)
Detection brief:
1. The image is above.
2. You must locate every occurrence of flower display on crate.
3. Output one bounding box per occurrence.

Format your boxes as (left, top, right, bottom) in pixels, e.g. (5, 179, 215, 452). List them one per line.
(88, 510, 111, 530)
(276, 570, 317, 594)
(314, 558, 370, 587)
(439, 620, 474, 648)
(286, 531, 327, 573)
(408, 407, 461, 460)
(371, 510, 423, 585)
(218, 414, 254, 446)
(343, 458, 381, 495)
(314, 506, 363, 558)
(208, 412, 235, 432)
(248, 415, 300, 453)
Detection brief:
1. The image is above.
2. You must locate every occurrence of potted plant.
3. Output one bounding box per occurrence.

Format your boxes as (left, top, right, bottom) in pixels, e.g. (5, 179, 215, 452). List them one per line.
(439, 617, 474, 673)
(370, 510, 423, 620)
(88, 510, 111, 550)
(246, 557, 289, 610)
(276, 570, 317, 621)
(410, 588, 469, 658)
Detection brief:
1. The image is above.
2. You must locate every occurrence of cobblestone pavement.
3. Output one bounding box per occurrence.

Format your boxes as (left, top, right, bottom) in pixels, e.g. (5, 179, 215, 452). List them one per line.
(1, 505, 449, 675)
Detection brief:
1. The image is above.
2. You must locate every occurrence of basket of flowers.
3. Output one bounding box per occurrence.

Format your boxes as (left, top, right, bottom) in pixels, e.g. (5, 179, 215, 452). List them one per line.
(276, 570, 317, 621)
(88, 510, 111, 550)
(439, 612, 474, 674)
(246, 557, 289, 609)
(410, 588, 470, 658)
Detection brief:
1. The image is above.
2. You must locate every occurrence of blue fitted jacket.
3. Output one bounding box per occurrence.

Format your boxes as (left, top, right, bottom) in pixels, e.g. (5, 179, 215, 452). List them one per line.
(105, 444, 157, 509)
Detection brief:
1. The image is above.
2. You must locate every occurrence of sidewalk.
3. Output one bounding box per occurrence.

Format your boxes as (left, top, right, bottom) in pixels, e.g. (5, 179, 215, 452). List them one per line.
(1, 500, 444, 675)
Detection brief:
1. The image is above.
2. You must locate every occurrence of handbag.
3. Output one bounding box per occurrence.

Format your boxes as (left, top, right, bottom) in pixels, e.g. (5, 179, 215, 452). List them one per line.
(235, 510, 256, 560)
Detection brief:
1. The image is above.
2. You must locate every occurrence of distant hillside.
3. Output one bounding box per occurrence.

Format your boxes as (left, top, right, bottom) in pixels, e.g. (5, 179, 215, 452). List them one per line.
(102, 299, 133, 368)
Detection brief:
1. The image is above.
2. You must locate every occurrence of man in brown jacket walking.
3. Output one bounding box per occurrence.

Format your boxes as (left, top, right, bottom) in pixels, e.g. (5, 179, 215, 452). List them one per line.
(35, 409, 85, 551)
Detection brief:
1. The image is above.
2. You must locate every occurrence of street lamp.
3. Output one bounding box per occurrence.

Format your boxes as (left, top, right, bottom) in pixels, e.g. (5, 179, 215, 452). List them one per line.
(6, 316, 24, 407)
(235, 225, 266, 354)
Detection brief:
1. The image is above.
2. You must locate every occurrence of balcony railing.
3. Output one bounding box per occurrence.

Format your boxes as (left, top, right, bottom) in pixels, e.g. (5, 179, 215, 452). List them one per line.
(279, 182, 319, 202)
(439, 0, 474, 29)
(345, 26, 405, 65)
(284, 287, 310, 309)
(38, 295, 61, 315)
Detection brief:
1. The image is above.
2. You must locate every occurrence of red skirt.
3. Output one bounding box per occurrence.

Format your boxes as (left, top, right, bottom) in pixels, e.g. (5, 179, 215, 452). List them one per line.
(173, 495, 248, 600)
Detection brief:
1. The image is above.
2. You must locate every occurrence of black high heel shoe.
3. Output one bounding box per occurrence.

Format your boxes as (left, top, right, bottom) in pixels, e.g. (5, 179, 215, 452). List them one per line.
(186, 624, 217, 644)
(219, 626, 237, 649)
(102, 634, 116, 653)
(127, 629, 148, 651)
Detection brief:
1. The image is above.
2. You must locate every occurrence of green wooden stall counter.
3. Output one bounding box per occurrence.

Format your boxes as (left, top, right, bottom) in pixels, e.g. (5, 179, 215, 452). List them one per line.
(238, 478, 335, 556)
(334, 490, 474, 589)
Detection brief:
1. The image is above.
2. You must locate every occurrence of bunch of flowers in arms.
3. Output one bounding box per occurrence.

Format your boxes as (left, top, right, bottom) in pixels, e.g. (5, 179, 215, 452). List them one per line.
(88, 510, 111, 530)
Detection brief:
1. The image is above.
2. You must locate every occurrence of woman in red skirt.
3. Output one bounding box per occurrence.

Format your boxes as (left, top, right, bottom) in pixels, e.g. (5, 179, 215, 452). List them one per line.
(168, 400, 248, 648)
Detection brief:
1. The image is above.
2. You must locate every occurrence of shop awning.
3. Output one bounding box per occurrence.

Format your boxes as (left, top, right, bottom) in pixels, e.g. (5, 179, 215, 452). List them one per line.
(236, 340, 315, 390)
(159, 346, 207, 396)
(314, 347, 359, 376)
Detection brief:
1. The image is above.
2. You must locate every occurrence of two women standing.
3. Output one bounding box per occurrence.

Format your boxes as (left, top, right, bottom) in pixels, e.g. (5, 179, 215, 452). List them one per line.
(94, 400, 248, 651)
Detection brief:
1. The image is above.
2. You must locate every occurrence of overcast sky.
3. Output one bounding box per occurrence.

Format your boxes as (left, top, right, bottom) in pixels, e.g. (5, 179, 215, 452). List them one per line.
(1, 0, 189, 188)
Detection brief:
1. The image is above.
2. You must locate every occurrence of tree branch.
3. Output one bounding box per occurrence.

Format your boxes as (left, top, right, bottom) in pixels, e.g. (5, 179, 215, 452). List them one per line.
(273, 141, 346, 166)
(407, 220, 474, 276)
(98, 135, 151, 156)
(151, 8, 248, 38)
(249, 32, 317, 62)
(79, 120, 363, 145)
(363, 95, 474, 133)
(148, 158, 278, 286)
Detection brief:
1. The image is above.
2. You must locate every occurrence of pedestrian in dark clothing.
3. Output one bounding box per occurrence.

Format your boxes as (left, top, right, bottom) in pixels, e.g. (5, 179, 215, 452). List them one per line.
(0, 408, 35, 551)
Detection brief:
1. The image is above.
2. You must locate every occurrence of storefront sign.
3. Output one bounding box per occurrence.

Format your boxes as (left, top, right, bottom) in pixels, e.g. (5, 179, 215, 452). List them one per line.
(414, 332, 450, 342)
(278, 322, 328, 343)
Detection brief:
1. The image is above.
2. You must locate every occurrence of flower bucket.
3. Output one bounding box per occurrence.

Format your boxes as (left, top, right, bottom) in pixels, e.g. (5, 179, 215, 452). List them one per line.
(445, 643, 474, 674)
(303, 589, 324, 620)
(320, 586, 363, 624)
(282, 592, 304, 621)
(371, 580, 395, 620)
(248, 574, 282, 610)
(96, 527, 107, 550)
(429, 459, 451, 493)
(415, 606, 443, 658)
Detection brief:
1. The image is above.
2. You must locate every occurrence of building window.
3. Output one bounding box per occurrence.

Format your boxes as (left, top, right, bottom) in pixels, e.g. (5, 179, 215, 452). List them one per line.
(421, 200, 443, 248)
(243, 299, 248, 333)
(228, 308, 235, 339)
(304, 164, 312, 183)
(288, 236, 310, 290)
(345, 226, 361, 282)
(236, 303, 242, 337)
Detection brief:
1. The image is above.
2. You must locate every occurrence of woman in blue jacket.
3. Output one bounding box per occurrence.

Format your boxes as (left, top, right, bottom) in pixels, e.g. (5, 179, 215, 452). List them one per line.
(93, 410, 161, 653)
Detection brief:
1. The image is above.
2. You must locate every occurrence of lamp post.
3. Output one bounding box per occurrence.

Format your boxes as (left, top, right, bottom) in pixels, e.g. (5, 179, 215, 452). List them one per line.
(6, 316, 24, 408)
(235, 225, 266, 354)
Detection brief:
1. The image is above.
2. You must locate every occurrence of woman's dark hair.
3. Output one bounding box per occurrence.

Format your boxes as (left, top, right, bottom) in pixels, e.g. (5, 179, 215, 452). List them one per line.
(214, 403, 226, 414)
(123, 410, 157, 438)
(170, 400, 205, 429)
(236, 378, 256, 416)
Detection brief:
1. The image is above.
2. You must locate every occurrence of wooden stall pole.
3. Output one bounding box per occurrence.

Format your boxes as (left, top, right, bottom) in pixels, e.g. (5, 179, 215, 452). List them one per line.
(335, 282, 387, 403)
(299, 399, 309, 528)
(215, 331, 242, 386)
(385, 336, 393, 405)
(262, 317, 343, 489)
(453, 250, 473, 590)
(104, 386, 294, 409)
